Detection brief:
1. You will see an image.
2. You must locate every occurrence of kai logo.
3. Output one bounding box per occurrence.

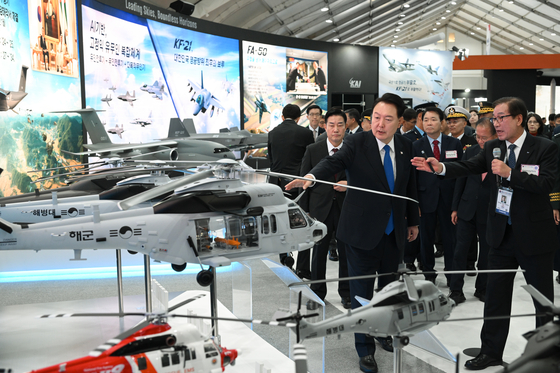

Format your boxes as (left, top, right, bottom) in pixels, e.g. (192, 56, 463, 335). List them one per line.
(349, 78, 362, 89)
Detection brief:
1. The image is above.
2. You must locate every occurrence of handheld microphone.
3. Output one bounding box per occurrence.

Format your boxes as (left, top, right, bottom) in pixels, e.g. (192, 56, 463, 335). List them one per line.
(421, 150, 436, 174)
(493, 148, 501, 187)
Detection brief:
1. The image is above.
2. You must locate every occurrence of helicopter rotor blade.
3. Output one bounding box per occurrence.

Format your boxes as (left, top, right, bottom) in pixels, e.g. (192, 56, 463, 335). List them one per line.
(118, 169, 214, 210)
(256, 170, 419, 204)
(403, 274, 419, 301)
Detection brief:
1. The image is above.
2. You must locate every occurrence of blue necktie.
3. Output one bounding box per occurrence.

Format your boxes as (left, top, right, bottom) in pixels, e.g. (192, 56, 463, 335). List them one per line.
(507, 144, 516, 225)
(383, 145, 394, 234)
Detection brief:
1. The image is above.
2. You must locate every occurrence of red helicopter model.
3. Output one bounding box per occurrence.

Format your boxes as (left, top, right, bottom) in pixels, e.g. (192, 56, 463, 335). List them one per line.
(29, 295, 239, 373)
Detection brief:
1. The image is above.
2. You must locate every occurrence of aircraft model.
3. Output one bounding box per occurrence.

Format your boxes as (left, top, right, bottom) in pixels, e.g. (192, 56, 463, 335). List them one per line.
(282, 268, 455, 344)
(30, 294, 240, 373)
(187, 71, 225, 117)
(100, 94, 112, 107)
(140, 80, 165, 100)
(254, 95, 270, 124)
(433, 79, 450, 89)
(52, 108, 236, 162)
(109, 85, 117, 91)
(117, 90, 136, 106)
(0, 162, 328, 285)
(222, 76, 234, 96)
(420, 64, 440, 75)
(107, 124, 125, 138)
(161, 118, 268, 151)
(382, 55, 415, 73)
(0, 65, 28, 112)
(131, 111, 153, 127)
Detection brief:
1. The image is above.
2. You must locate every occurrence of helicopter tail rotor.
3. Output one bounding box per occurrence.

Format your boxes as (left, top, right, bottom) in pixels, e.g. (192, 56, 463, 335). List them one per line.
(275, 292, 319, 343)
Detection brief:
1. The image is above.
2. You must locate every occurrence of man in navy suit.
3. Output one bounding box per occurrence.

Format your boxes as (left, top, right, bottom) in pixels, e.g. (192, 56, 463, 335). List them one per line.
(306, 104, 325, 142)
(413, 107, 463, 284)
(412, 97, 558, 370)
(449, 117, 497, 304)
(345, 108, 363, 134)
(287, 93, 420, 373)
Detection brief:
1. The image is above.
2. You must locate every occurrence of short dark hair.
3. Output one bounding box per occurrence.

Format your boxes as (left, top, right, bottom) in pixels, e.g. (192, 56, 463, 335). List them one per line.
(325, 108, 347, 125)
(373, 93, 406, 118)
(549, 113, 556, 122)
(555, 113, 560, 121)
(493, 97, 527, 128)
(422, 107, 444, 121)
(476, 117, 496, 135)
(344, 108, 361, 122)
(527, 113, 544, 135)
(403, 108, 417, 121)
(282, 104, 301, 120)
(469, 109, 478, 115)
(306, 104, 322, 115)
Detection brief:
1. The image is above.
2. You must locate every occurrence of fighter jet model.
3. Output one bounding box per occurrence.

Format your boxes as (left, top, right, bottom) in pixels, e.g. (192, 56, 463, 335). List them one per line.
(222, 75, 234, 96)
(160, 118, 268, 151)
(117, 90, 136, 106)
(131, 111, 153, 127)
(107, 123, 124, 138)
(187, 71, 225, 117)
(420, 64, 440, 75)
(140, 80, 165, 100)
(108, 85, 117, 91)
(100, 94, 112, 107)
(53, 109, 236, 162)
(382, 55, 415, 73)
(254, 95, 270, 124)
(0, 164, 328, 285)
(433, 79, 450, 90)
(0, 65, 28, 112)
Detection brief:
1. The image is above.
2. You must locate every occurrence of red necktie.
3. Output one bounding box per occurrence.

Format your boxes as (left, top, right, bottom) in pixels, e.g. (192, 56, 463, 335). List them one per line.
(432, 140, 440, 161)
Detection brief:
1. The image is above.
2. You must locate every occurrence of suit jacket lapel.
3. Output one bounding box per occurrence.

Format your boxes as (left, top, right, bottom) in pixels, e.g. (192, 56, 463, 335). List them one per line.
(516, 134, 535, 168)
(365, 133, 391, 192)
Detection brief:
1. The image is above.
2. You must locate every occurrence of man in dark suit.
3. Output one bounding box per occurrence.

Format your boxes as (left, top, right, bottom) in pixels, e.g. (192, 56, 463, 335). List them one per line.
(412, 97, 558, 370)
(268, 104, 314, 273)
(300, 108, 350, 309)
(309, 61, 327, 91)
(345, 108, 363, 134)
(400, 108, 421, 141)
(449, 118, 497, 304)
(306, 104, 325, 142)
(40, 26, 50, 71)
(413, 107, 463, 283)
(287, 62, 303, 92)
(287, 93, 420, 373)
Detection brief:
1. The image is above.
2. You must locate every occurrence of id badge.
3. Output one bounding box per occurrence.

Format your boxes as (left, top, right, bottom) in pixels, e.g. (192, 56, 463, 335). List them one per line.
(496, 187, 513, 216)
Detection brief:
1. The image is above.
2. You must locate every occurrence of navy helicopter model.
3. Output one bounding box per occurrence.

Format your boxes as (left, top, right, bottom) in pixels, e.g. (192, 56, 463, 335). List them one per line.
(0, 160, 327, 286)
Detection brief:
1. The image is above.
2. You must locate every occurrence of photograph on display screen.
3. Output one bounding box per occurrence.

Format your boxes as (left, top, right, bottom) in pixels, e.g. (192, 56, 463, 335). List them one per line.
(243, 41, 328, 136)
(0, 0, 82, 197)
(378, 47, 454, 108)
(28, 0, 79, 77)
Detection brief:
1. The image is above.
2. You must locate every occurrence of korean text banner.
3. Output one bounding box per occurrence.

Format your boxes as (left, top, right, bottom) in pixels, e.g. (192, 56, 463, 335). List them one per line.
(379, 47, 454, 108)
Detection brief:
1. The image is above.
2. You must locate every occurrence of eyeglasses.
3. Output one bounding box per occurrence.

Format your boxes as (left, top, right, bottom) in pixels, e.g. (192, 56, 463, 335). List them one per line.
(490, 114, 513, 124)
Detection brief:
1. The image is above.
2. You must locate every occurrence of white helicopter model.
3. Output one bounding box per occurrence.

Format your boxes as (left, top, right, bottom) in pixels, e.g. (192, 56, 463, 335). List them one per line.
(0, 161, 327, 286)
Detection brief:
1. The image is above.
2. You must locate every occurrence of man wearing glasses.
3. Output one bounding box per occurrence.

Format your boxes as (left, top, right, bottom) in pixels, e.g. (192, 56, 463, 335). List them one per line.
(412, 97, 558, 370)
(306, 105, 325, 142)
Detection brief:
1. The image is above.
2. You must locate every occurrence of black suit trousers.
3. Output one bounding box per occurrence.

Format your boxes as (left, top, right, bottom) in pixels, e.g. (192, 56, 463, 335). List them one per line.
(450, 217, 489, 292)
(481, 225, 554, 359)
(346, 233, 399, 357)
(310, 202, 349, 300)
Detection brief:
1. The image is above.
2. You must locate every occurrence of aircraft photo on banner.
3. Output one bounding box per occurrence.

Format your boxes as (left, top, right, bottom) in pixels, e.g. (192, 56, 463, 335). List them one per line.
(379, 47, 454, 108)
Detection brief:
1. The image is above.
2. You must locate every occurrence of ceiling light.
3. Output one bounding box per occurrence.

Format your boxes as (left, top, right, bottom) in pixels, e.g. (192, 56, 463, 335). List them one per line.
(321, 7, 329, 11)
(508, 0, 513, 3)
(433, 28, 437, 30)
(398, 21, 404, 24)
(470, 32, 474, 34)
(333, 38, 340, 42)
(391, 44, 396, 47)
(499, 7, 503, 11)
(529, 42, 533, 45)
(326, 19, 332, 23)
(396, 28, 401, 31)
(394, 35, 399, 37)
(441, 16, 446, 19)
(520, 47, 524, 49)
(400, 14, 406, 17)
(436, 22, 441, 25)
(403, 3, 410, 8)
(451, 1, 457, 4)
(446, 9, 451, 12)
(540, 38, 544, 40)
(476, 27, 481, 30)
(552, 33, 557, 36)
(465, 88, 471, 92)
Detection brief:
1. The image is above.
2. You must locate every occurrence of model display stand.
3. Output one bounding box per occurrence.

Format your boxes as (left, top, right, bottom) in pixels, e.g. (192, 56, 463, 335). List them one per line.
(262, 258, 326, 373)
(231, 261, 253, 324)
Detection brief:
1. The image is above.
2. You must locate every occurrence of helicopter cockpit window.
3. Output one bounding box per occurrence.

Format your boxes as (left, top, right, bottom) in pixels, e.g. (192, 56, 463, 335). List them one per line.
(438, 294, 448, 306)
(288, 208, 307, 229)
(270, 214, 277, 233)
(111, 335, 177, 357)
(204, 343, 219, 358)
(194, 216, 259, 252)
(262, 215, 270, 234)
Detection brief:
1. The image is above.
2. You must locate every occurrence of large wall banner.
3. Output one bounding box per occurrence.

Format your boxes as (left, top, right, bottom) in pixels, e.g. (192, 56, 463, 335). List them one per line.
(242, 41, 328, 132)
(379, 47, 454, 108)
(0, 0, 82, 197)
(82, 0, 240, 143)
